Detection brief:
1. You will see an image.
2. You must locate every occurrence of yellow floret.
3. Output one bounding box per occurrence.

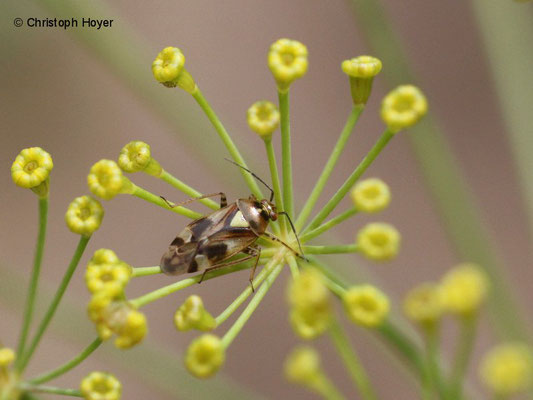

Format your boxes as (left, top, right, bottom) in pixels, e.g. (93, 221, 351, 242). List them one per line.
(356, 222, 400, 261)
(80, 371, 122, 400)
(440, 263, 489, 316)
(65, 196, 104, 236)
(341, 56, 382, 78)
(342, 285, 390, 327)
(247, 100, 280, 139)
(268, 38, 308, 92)
(185, 334, 225, 378)
(381, 85, 428, 133)
(403, 283, 444, 326)
(174, 295, 216, 332)
(87, 160, 134, 200)
(350, 178, 391, 213)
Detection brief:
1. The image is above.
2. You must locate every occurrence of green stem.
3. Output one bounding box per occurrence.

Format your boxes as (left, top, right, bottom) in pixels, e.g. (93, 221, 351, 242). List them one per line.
(329, 317, 377, 400)
(303, 244, 358, 255)
(131, 266, 161, 277)
(422, 325, 442, 400)
(20, 384, 82, 397)
(132, 185, 201, 219)
(159, 170, 219, 210)
(304, 129, 394, 233)
(286, 255, 300, 279)
(449, 314, 478, 399)
(312, 374, 346, 400)
(278, 90, 294, 219)
(16, 197, 48, 364)
(17, 235, 90, 372)
(221, 258, 284, 348)
(264, 137, 284, 234)
(192, 88, 263, 199)
(296, 105, 364, 231)
(215, 263, 272, 326)
(300, 207, 358, 242)
(28, 338, 103, 385)
(130, 257, 266, 308)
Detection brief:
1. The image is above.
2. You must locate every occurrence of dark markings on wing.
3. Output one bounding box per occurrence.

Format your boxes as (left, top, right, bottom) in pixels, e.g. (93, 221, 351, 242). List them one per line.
(171, 236, 185, 246)
(160, 241, 198, 276)
(188, 258, 199, 273)
(190, 217, 213, 240)
(201, 243, 228, 259)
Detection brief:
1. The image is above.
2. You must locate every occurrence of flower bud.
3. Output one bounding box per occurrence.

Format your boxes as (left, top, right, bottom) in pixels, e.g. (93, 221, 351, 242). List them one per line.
(381, 85, 428, 133)
(341, 56, 382, 105)
(0, 347, 16, 368)
(11, 147, 53, 197)
(174, 295, 216, 332)
(480, 343, 533, 396)
(65, 196, 104, 236)
(85, 261, 131, 294)
(80, 371, 122, 400)
(88, 160, 135, 200)
(152, 47, 197, 93)
(185, 334, 225, 378)
(118, 141, 163, 176)
(246, 101, 280, 139)
(342, 285, 390, 327)
(350, 178, 391, 213)
(356, 222, 400, 261)
(89, 249, 120, 267)
(440, 263, 489, 316)
(268, 39, 308, 92)
(284, 346, 322, 386)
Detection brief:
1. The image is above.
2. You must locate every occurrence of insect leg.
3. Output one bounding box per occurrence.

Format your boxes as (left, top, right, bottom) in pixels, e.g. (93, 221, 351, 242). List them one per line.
(277, 211, 305, 259)
(243, 245, 261, 292)
(198, 254, 257, 284)
(160, 192, 227, 209)
(261, 232, 307, 261)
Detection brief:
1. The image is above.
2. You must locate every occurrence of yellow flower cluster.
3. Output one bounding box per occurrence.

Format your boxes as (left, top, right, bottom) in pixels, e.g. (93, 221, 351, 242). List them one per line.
(350, 178, 391, 213)
(80, 371, 122, 400)
(247, 100, 280, 139)
(85, 249, 132, 294)
(480, 343, 533, 396)
(65, 196, 104, 236)
(185, 334, 225, 378)
(88, 160, 135, 201)
(268, 39, 308, 92)
(287, 269, 331, 339)
(118, 141, 162, 176)
(11, 147, 53, 197)
(174, 295, 216, 332)
(342, 285, 390, 327)
(357, 222, 400, 261)
(86, 249, 144, 349)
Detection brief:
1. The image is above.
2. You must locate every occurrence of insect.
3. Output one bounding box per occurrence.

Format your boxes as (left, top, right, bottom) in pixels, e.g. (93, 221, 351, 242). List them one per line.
(159, 161, 304, 289)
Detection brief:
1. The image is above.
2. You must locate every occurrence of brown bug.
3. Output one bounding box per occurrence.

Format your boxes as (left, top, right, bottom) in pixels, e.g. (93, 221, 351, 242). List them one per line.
(159, 161, 304, 289)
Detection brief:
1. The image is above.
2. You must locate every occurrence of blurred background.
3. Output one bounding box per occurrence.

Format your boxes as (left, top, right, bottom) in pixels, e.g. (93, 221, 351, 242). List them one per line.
(1, 0, 532, 398)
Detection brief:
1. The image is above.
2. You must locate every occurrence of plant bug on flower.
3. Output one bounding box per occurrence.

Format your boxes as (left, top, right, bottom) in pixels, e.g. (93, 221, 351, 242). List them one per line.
(159, 160, 304, 290)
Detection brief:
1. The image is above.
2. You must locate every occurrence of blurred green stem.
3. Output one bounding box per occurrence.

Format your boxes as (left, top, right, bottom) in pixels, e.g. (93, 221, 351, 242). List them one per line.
(17, 235, 90, 373)
(449, 314, 478, 399)
(300, 207, 358, 242)
(16, 197, 48, 366)
(349, 0, 530, 342)
(278, 90, 294, 219)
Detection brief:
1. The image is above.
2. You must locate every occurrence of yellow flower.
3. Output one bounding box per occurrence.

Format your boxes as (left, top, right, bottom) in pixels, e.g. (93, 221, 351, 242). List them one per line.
(356, 222, 400, 261)
(480, 343, 533, 396)
(341, 56, 382, 78)
(185, 334, 225, 378)
(403, 283, 444, 327)
(85, 261, 131, 294)
(80, 371, 122, 400)
(381, 85, 428, 133)
(65, 196, 104, 236)
(268, 38, 308, 92)
(350, 178, 391, 213)
(287, 269, 331, 339)
(341, 56, 382, 105)
(89, 249, 120, 267)
(87, 160, 134, 200)
(284, 346, 322, 386)
(118, 141, 162, 176)
(152, 47, 196, 92)
(342, 285, 389, 327)
(247, 101, 280, 139)
(440, 263, 489, 316)
(174, 295, 216, 332)
(88, 292, 147, 349)
(11, 147, 53, 197)
(0, 347, 16, 367)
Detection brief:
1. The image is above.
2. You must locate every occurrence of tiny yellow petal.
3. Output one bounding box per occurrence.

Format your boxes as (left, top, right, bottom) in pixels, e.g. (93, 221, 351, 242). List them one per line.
(185, 334, 225, 378)
(88, 160, 133, 200)
(343, 285, 390, 327)
(247, 100, 280, 139)
(152, 47, 185, 83)
(268, 38, 308, 92)
(342, 56, 382, 78)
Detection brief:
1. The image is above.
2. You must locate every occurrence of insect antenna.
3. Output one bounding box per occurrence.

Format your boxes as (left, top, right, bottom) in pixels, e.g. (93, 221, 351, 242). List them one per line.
(224, 158, 275, 202)
(278, 211, 307, 261)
